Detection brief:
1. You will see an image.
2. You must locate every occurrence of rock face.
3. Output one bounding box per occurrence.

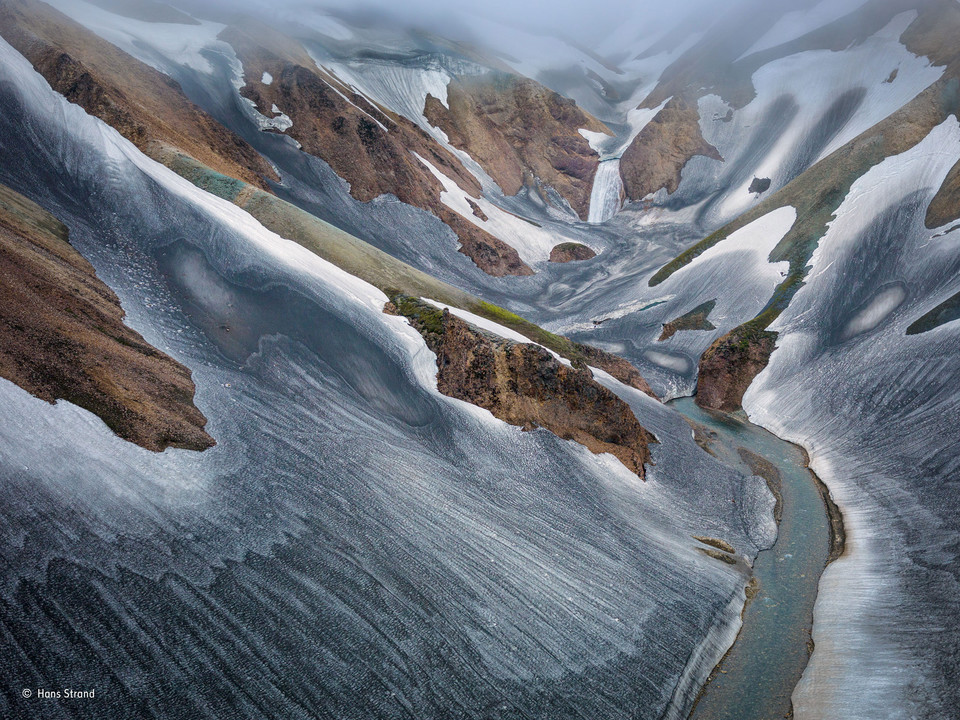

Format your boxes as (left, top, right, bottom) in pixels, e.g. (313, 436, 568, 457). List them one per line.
(0, 183, 214, 452)
(549, 242, 596, 263)
(926, 158, 960, 228)
(620, 96, 722, 201)
(696, 324, 776, 412)
(659, 299, 717, 341)
(388, 296, 656, 478)
(748, 177, 772, 195)
(424, 73, 610, 219)
(221, 24, 532, 277)
(0, 0, 275, 191)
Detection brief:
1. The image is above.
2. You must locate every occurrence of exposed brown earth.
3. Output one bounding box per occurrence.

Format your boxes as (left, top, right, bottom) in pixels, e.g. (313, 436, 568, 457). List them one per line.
(619, 96, 722, 201)
(0, 0, 275, 191)
(387, 295, 657, 478)
(221, 23, 532, 277)
(549, 242, 596, 262)
(658, 299, 717, 341)
(423, 73, 610, 219)
(0, 182, 213, 452)
(696, 325, 776, 412)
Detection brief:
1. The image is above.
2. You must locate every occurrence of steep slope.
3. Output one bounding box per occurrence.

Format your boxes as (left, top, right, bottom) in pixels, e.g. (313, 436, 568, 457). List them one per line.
(0, 0, 274, 190)
(645, 0, 960, 410)
(423, 72, 610, 219)
(0, 181, 213, 451)
(220, 21, 534, 277)
(618, 0, 927, 204)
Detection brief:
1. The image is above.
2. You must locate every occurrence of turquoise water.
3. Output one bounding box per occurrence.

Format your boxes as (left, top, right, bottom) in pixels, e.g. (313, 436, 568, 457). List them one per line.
(671, 398, 831, 720)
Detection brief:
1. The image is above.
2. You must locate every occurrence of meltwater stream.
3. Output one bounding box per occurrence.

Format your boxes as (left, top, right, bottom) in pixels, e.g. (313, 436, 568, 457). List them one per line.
(670, 398, 833, 720)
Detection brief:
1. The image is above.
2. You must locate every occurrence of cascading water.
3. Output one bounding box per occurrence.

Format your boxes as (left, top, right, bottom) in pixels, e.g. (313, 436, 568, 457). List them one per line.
(587, 158, 624, 223)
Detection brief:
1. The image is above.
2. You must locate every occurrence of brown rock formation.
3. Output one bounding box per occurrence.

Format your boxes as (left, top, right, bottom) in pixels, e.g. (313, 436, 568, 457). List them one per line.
(423, 73, 610, 219)
(220, 23, 532, 277)
(658, 299, 717, 341)
(695, 324, 776, 412)
(0, 183, 213, 452)
(926, 158, 960, 228)
(620, 96, 722, 201)
(388, 296, 656, 477)
(549, 242, 596, 263)
(0, 0, 275, 191)
(572, 343, 658, 400)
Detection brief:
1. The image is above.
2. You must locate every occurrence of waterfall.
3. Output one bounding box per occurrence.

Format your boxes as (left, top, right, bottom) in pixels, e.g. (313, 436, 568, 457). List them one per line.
(587, 159, 624, 223)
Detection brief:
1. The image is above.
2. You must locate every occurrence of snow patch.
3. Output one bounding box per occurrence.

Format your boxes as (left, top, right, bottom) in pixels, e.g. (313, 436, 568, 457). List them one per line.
(841, 285, 906, 339)
(702, 12, 942, 225)
(415, 153, 567, 264)
(45, 0, 225, 75)
(739, 0, 871, 59)
(261, 71, 273, 85)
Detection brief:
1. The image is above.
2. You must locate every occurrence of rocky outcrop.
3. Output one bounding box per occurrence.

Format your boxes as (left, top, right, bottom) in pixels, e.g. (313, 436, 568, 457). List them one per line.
(926, 158, 960, 229)
(696, 323, 776, 412)
(748, 177, 772, 195)
(0, 183, 213, 452)
(423, 73, 610, 219)
(387, 295, 656, 478)
(549, 242, 596, 263)
(221, 23, 532, 277)
(0, 0, 275, 191)
(620, 96, 722, 201)
(659, 299, 717, 341)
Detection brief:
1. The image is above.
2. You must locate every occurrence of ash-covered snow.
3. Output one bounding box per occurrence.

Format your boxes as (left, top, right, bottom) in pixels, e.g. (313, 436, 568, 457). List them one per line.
(415, 153, 575, 264)
(744, 117, 960, 719)
(0, 34, 774, 720)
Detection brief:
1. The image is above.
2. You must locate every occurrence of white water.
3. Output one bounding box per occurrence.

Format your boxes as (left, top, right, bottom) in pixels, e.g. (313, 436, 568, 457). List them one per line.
(588, 159, 624, 224)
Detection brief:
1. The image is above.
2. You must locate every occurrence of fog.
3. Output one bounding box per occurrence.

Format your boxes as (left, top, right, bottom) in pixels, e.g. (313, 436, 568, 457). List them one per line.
(172, 0, 755, 48)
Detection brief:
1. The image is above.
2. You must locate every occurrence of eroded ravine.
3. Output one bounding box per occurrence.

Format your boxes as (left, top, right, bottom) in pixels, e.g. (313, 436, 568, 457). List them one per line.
(670, 397, 843, 720)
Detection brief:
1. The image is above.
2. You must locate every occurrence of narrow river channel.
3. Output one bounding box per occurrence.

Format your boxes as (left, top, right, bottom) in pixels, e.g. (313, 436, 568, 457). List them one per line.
(669, 397, 836, 720)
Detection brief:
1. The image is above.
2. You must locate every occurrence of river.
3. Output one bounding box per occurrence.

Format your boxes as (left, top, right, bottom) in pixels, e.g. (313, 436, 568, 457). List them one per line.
(670, 397, 838, 720)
